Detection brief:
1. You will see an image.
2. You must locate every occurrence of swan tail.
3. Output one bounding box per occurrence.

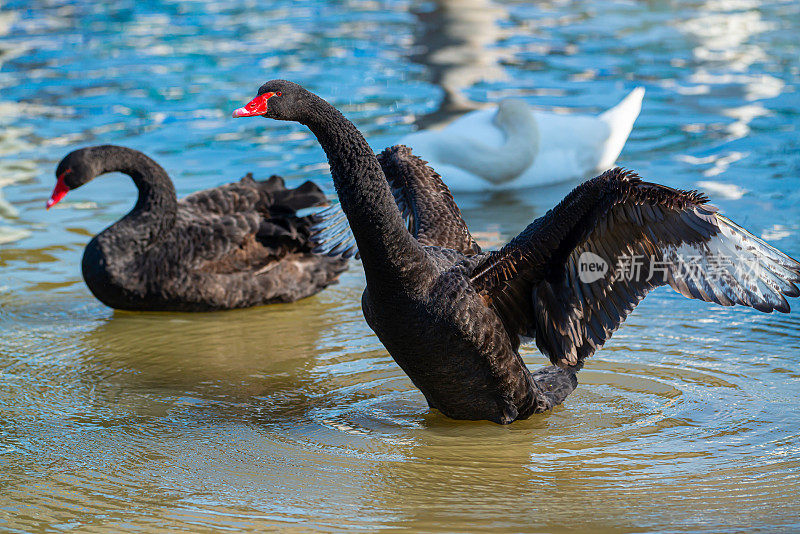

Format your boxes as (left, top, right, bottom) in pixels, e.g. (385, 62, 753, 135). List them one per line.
(254, 174, 329, 212)
(596, 87, 645, 170)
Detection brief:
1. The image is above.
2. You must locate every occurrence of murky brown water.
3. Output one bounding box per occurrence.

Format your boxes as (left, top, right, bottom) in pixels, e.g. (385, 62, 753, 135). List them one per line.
(2, 0, 800, 531)
(4, 268, 800, 532)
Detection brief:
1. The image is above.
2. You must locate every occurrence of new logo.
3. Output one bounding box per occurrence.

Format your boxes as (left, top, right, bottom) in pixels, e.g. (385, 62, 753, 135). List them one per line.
(577, 251, 608, 283)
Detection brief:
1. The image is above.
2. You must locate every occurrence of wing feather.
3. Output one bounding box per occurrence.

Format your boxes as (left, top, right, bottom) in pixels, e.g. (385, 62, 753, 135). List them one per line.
(157, 175, 327, 275)
(470, 168, 800, 367)
(311, 145, 479, 256)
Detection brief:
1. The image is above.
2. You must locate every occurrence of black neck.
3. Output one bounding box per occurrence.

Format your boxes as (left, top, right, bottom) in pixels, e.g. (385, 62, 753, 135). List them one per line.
(88, 145, 178, 246)
(300, 97, 428, 286)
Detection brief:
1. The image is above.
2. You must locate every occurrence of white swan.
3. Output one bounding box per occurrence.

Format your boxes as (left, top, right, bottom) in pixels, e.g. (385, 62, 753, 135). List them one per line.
(399, 87, 645, 191)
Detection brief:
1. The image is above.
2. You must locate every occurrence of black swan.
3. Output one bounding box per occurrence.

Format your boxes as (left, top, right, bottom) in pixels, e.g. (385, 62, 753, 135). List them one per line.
(233, 81, 800, 424)
(47, 145, 347, 311)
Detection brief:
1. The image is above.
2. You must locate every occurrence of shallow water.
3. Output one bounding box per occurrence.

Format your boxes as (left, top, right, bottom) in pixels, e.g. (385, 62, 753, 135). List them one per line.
(2, 0, 800, 532)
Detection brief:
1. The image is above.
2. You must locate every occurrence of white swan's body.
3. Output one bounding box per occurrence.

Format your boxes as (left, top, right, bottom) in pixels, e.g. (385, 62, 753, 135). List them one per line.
(400, 87, 645, 191)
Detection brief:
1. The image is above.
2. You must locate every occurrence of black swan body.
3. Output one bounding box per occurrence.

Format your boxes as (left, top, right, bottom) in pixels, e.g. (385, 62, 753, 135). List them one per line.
(234, 81, 800, 424)
(48, 145, 347, 311)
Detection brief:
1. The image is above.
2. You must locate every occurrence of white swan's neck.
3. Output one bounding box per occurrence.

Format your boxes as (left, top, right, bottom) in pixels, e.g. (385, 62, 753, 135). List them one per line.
(434, 99, 539, 185)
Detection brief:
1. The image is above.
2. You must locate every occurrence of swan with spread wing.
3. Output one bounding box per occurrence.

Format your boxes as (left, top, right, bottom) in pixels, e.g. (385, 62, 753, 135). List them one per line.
(235, 81, 800, 424)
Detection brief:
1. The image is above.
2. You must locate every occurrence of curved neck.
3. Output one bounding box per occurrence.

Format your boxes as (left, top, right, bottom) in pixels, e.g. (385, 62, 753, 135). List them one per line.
(90, 146, 178, 247)
(438, 101, 538, 185)
(299, 98, 429, 285)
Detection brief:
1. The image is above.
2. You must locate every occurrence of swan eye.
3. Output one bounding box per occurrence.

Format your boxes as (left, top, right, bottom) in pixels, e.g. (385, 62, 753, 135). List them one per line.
(276, 92, 282, 97)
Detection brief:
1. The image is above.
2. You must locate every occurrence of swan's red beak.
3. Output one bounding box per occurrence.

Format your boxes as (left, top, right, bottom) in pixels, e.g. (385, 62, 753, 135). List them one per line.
(232, 92, 275, 118)
(46, 173, 70, 209)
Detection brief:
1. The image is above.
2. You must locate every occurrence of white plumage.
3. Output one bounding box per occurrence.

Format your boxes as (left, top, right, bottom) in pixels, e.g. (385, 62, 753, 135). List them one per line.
(400, 87, 645, 191)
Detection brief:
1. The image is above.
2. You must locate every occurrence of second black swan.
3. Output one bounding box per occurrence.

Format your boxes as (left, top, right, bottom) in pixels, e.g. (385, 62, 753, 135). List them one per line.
(48, 145, 347, 311)
(234, 81, 800, 424)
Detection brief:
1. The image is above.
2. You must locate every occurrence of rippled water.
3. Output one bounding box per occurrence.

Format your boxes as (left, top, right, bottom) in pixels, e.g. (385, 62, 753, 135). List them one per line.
(2, 0, 800, 531)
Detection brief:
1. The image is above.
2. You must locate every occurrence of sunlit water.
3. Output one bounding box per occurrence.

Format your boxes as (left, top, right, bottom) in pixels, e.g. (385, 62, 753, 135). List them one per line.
(2, 0, 800, 532)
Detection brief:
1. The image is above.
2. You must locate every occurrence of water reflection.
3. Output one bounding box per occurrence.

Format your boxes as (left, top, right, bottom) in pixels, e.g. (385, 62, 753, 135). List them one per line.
(0, 8, 34, 245)
(674, 0, 781, 141)
(409, 0, 510, 128)
(353, 351, 790, 531)
(80, 303, 332, 395)
(456, 180, 576, 241)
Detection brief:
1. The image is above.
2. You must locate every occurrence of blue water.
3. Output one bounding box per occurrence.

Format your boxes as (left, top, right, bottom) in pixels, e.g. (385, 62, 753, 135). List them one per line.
(1, 0, 799, 532)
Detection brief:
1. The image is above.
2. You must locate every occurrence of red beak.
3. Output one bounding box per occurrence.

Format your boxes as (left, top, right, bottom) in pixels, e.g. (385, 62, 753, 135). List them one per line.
(46, 173, 70, 209)
(232, 92, 275, 118)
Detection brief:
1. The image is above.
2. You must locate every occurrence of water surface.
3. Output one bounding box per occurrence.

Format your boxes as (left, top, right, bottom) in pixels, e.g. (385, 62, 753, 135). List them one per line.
(1, 0, 799, 532)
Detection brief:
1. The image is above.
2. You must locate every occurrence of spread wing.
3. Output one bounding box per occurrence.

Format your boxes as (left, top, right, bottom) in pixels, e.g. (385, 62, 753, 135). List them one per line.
(470, 168, 800, 367)
(311, 145, 480, 258)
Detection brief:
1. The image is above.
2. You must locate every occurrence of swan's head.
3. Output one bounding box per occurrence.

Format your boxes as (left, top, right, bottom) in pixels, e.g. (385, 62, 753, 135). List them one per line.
(47, 148, 97, 209)
(493, 99, 536, 133)
(232, 80, 313, 123)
